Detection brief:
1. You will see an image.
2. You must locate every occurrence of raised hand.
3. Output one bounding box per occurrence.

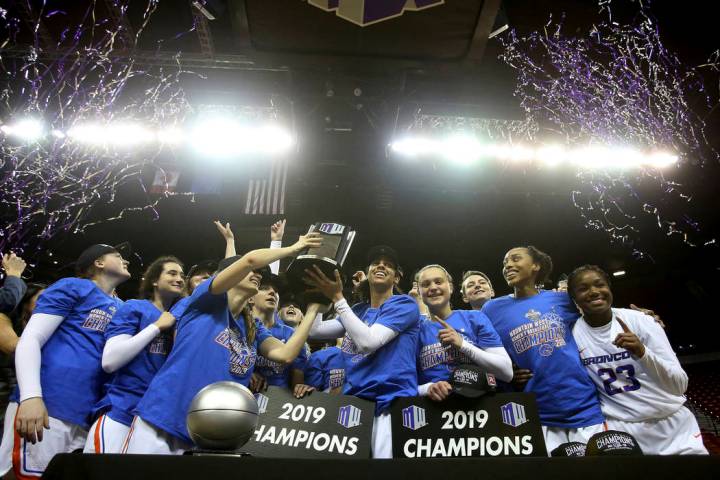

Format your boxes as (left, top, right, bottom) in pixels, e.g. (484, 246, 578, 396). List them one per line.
(303, 266, 344, 303)
(2, 252, 27, 277)
(427, 381, 452, 402)
(351, 270, 367, 288)
(16, 397, 49, 444)
(270, 219, 286, 242)
(291, 232, 323, 253)
(214, 221, 234, 242)
(614, 317, 646, 358)
(436, 318, 463, 349)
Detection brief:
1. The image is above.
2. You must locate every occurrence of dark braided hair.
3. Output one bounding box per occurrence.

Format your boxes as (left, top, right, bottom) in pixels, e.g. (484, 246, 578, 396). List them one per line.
(523, 246, 553, 286)
(567, 265, 612, 301)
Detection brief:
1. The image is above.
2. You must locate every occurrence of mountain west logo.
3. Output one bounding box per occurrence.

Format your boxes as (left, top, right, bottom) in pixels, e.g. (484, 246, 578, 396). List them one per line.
(509, 308, 566, 357)
(308, 0, 444, 27)
(255, 393, 269, 414)
(318, 223, 345, 235)
(402, 405, 427, 431)
(501, 402, 527, 428)
(337, 405, 362, 428)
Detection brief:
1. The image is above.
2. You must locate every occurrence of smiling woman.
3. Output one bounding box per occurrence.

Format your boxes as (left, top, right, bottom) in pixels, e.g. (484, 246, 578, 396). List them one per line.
(480, 245, 606, 453)
(83, 256, 186, 454)
(569, 264, 708, 455)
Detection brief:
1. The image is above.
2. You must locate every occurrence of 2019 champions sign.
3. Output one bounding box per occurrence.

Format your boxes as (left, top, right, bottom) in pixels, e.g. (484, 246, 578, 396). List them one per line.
(391, 393, 547, 458)
(243, 386, 374, 458)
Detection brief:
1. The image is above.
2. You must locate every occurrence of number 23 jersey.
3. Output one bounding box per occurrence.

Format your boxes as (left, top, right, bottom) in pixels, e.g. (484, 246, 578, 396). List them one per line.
(573, 308, 686, 421)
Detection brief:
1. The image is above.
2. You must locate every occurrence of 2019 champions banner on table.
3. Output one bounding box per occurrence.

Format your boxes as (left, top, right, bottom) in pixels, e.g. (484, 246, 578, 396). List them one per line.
(390, 393, 547, 458)
(243, 386, 374, 458)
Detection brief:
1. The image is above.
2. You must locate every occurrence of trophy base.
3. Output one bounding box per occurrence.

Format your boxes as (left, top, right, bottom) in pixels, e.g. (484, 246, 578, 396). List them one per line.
(286, 256, 340, 305)
(185, 449, 253, 457)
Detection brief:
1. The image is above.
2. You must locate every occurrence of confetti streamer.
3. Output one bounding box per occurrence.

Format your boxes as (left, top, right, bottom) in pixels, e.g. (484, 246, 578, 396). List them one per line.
(499, 2, 719, 251)
(0, 1, 195, 256)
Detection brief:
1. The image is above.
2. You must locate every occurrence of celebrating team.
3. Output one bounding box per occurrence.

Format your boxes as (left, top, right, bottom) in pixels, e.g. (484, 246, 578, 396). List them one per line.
(0, 219, 706, 477)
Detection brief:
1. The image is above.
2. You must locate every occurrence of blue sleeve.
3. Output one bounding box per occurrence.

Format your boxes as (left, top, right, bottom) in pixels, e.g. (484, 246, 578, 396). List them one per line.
(185, 276, 226, 314)
(32, 278, 85, 317)
(471, 311, 504, 348)
(255, 319, 273, 346)
(0, 276, 27, 313)
(105, 301, 148, 340)
(552, 291, 580, 326)
(292, 343, 309, 370)
(303, 352, 325, 389)
(375, 295, 420, 333)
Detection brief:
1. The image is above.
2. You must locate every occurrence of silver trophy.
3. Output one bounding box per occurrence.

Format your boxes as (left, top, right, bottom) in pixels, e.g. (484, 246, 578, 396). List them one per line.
(286, 222, 356, 303)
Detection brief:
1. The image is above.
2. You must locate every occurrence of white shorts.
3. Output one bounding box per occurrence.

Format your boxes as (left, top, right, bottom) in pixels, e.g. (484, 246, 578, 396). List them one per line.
(83, 414, 131, 454)
(607, 406, 708, 455)
(0, 402, 87, 478)
(542, 422, 608, 455)
(371, 413, 392, 459)
(122, 416, 190, 455)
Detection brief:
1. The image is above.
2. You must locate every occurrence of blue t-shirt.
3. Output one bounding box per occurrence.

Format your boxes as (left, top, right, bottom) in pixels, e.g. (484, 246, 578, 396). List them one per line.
(94, 300, 173, 426)
(254, 321, 308, 387)
(341, 295, 420, 414)
(11, 278, 123, 428)
(481, 291, 604, 428)
(304, 346, 345, 391)
(134, 277, 272, 443)
(417, 310, 503, 385)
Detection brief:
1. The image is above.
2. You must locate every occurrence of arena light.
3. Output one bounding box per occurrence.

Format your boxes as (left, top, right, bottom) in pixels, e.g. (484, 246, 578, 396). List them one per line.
(1, 118, 45, 142)
(612, 270, 626, 277)
(248, 124, 295, 154)
(189, 116, 244, 157)
(157, 126, 184, 146)
(390, 136, 679, 170)
(67, 123, 107, 144)
(441, 134, 482, 164)
(106, 123, 155, 146)
(389, 137, 437, 157)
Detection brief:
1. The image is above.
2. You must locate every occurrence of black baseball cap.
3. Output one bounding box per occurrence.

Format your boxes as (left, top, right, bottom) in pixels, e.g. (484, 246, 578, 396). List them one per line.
(279, 292, 303, 309)
(585, 430, 643, 456)
(75, 243, 129, 275)
(550, 442, 587, 457)
(366, 245, 400, 269)
(186, 260, 218, 279)
(450, 365, 497, 398)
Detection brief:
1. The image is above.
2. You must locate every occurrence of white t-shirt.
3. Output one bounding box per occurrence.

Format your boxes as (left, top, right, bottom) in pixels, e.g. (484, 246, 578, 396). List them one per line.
(573, 308, 688, 422)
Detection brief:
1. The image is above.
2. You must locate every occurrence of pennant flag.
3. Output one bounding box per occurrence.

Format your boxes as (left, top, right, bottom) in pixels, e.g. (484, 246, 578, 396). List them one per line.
(244, 158, 288, 215)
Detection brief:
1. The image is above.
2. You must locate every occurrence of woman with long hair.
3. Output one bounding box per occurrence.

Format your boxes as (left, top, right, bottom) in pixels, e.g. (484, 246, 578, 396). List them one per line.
(481, 246, 605, 453)
(83, 256, 185, 454)
(123, 233, 324, 454)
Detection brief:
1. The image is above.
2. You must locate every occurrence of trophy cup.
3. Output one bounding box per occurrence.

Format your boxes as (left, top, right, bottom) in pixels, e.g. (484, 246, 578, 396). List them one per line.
(286, 222, 356, 303)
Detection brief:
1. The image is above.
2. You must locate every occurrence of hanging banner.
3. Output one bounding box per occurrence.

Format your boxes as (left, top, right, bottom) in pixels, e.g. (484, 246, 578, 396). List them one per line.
(308, 0, 445, 27)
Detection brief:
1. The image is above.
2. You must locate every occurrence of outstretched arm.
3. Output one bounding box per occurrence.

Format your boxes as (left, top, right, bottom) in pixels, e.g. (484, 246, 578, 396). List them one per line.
(211, 233, 322, 294)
